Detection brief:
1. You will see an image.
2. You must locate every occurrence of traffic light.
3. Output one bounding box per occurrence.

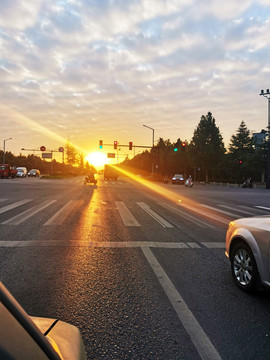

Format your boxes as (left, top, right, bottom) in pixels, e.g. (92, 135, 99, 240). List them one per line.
(174, 147, 178, 152)
(114, 141, 117, 150)
(99, 140, 103, 149)
(129, 142, 133, 150)
(182, 142, 186, 151)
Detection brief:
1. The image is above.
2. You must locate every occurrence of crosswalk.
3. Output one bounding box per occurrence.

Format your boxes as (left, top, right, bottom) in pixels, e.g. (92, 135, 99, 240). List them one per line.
(0, 197, 270, 228)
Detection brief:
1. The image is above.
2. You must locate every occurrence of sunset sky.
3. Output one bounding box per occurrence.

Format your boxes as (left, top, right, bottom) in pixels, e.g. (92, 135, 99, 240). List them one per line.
(1, 0, 270, 162)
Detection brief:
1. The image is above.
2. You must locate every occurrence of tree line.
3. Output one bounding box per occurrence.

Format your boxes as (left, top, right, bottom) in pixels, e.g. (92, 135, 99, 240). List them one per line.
(122, 112, 266, 183)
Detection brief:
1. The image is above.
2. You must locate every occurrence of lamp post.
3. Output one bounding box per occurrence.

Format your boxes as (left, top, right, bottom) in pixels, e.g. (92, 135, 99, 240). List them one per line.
(143, 124, 155, 175)
(3, 138, 12, 164)
(143, 124, 154, 147)
(260, 89, 270, 188)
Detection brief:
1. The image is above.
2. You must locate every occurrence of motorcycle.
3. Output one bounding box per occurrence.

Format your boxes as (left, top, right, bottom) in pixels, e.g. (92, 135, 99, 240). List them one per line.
(84, 174, 97, 185)
(185, 178, 193, 187)
(242, 180, 253, 188)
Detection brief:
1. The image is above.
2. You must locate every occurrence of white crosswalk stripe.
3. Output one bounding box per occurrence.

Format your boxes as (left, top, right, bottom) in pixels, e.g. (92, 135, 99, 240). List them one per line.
(44, 200, 83, 225)
(137, 202, 174, 228)
(0, 197, 270, 228)
(1, 200, 56, 225)
(0, 199, 32, 214)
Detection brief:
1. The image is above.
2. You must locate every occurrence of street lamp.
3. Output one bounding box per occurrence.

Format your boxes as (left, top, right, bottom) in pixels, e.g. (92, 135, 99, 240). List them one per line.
(3, 138, 12, 164)
(260, 89, 270, 188)
(143, 124, 154, 147)
(143, 124, 155, 175)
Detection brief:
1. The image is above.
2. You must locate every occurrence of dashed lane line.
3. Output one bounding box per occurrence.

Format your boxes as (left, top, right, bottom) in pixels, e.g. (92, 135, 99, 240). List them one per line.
(142, 247, 222, 360)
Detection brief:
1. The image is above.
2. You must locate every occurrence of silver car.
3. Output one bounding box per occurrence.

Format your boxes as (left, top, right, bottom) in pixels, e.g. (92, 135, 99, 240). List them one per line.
(225, 216, 270, 292)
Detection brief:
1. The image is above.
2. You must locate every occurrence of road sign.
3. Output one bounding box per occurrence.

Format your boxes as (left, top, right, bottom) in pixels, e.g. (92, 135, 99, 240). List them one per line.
(42, 152, 52, 159)
(58, 147, 64, 152)
(40, 146, 46, 151)
(107, 153, 115, 158)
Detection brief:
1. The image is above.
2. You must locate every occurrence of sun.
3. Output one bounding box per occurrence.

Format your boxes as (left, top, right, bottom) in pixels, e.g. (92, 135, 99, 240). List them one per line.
(85, 152, 108, 169)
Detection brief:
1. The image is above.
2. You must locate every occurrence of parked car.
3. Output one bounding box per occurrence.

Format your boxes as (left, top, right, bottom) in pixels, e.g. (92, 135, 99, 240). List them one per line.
(28, 169, 40, 177)
(0, 281, 87, 359)
(16, 167, 28, 177)
(225, 216, 270, 292)
(172, 174, 185, 184)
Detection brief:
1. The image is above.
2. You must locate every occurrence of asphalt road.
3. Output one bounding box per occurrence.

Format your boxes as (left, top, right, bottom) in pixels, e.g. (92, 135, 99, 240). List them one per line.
(0, 176, 270, 360)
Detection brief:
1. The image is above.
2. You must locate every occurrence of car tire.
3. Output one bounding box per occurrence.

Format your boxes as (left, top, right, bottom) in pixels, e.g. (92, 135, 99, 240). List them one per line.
(230, 242, 258, 292)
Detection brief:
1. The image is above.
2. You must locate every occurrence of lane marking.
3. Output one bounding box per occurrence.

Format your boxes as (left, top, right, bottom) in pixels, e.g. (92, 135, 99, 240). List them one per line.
(160, 202, 214, 229)
(200, 204, 240, 218)
(1, 200, 56, 225)
(255, 206, 270, 211)
(137, 202, 174, 228)
(142, 247, 222, 360)
(0, 199, 32, 214)
(115, 201, 140, 227)
(0, 199, 7, 203)
(179, 203, 229, 225)
(44, 200, 82, 225)
(0, 241, 222, 248)
(202, 242, 226, 249)
(219, 205, 255, 216)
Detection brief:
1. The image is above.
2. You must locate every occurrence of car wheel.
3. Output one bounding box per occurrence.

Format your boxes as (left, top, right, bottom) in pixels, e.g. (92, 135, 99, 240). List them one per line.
(230, 242, 258, 292)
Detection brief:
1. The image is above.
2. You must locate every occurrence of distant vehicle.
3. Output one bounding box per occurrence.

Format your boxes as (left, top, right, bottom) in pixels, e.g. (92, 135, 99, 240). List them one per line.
(0, 164, 17, 179)
(225, 216, 270, 292)
(0, 281, 87, 359)
(172, 174, 184, 184)
(104, 164, 118, 180)
(28, 169, 40, 177)
(16, 167, 28, 178)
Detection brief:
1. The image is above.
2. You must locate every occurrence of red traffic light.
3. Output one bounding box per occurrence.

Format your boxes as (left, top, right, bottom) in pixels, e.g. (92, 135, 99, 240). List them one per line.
(181, 142, 186, 151)
(129, 142, 133, 150)
(114, 141, 117, 150)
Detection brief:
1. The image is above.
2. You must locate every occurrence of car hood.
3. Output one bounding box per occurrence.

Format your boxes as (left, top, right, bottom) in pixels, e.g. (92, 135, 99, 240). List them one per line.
(232, 215, 270, 232)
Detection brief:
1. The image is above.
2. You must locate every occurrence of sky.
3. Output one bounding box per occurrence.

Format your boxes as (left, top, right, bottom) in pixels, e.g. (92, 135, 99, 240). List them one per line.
(1, 0, 270, 162)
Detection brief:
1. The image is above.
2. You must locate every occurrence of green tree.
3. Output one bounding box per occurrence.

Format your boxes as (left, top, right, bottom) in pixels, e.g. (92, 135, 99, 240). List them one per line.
(190, 112, 225, 182)
(228, 121, 257, 181)
(65, 141, 78, 166)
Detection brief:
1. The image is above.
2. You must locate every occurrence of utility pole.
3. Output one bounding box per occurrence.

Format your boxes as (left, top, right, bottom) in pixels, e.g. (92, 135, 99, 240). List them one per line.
(260, 89, 270, 188)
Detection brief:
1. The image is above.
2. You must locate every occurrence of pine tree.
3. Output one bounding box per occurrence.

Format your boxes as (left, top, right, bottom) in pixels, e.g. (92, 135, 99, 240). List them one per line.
(190, 112, 225, 182)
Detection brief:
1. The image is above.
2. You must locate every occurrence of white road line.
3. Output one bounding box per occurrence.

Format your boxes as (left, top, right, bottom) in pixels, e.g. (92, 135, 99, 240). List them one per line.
(1, 200, 56, 225)
(200, 204, 240, 218)
(201, 242, 226, 249)
(219, 205, 255, 216)
(179, 203, 229, 225)
(44, 200, 81, 225)
(137, 202, 174, 228)
(0, 199, 7, 202)
(0, 241, 223, 248)
(160, 202, 214, 228)
(142, 247, 222, 360)
(255, 206, 270, 211)
(115, 201, 140, 227)
(0, 199, 32, 214)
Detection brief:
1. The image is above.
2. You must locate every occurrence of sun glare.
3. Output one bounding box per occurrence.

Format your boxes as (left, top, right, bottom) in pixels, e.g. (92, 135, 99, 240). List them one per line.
(85, 152, 108, 169)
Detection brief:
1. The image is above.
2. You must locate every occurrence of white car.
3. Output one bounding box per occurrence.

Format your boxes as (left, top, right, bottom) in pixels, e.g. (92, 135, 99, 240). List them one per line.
(16, 167, 27, 177)
(225, 216, 270, 292)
